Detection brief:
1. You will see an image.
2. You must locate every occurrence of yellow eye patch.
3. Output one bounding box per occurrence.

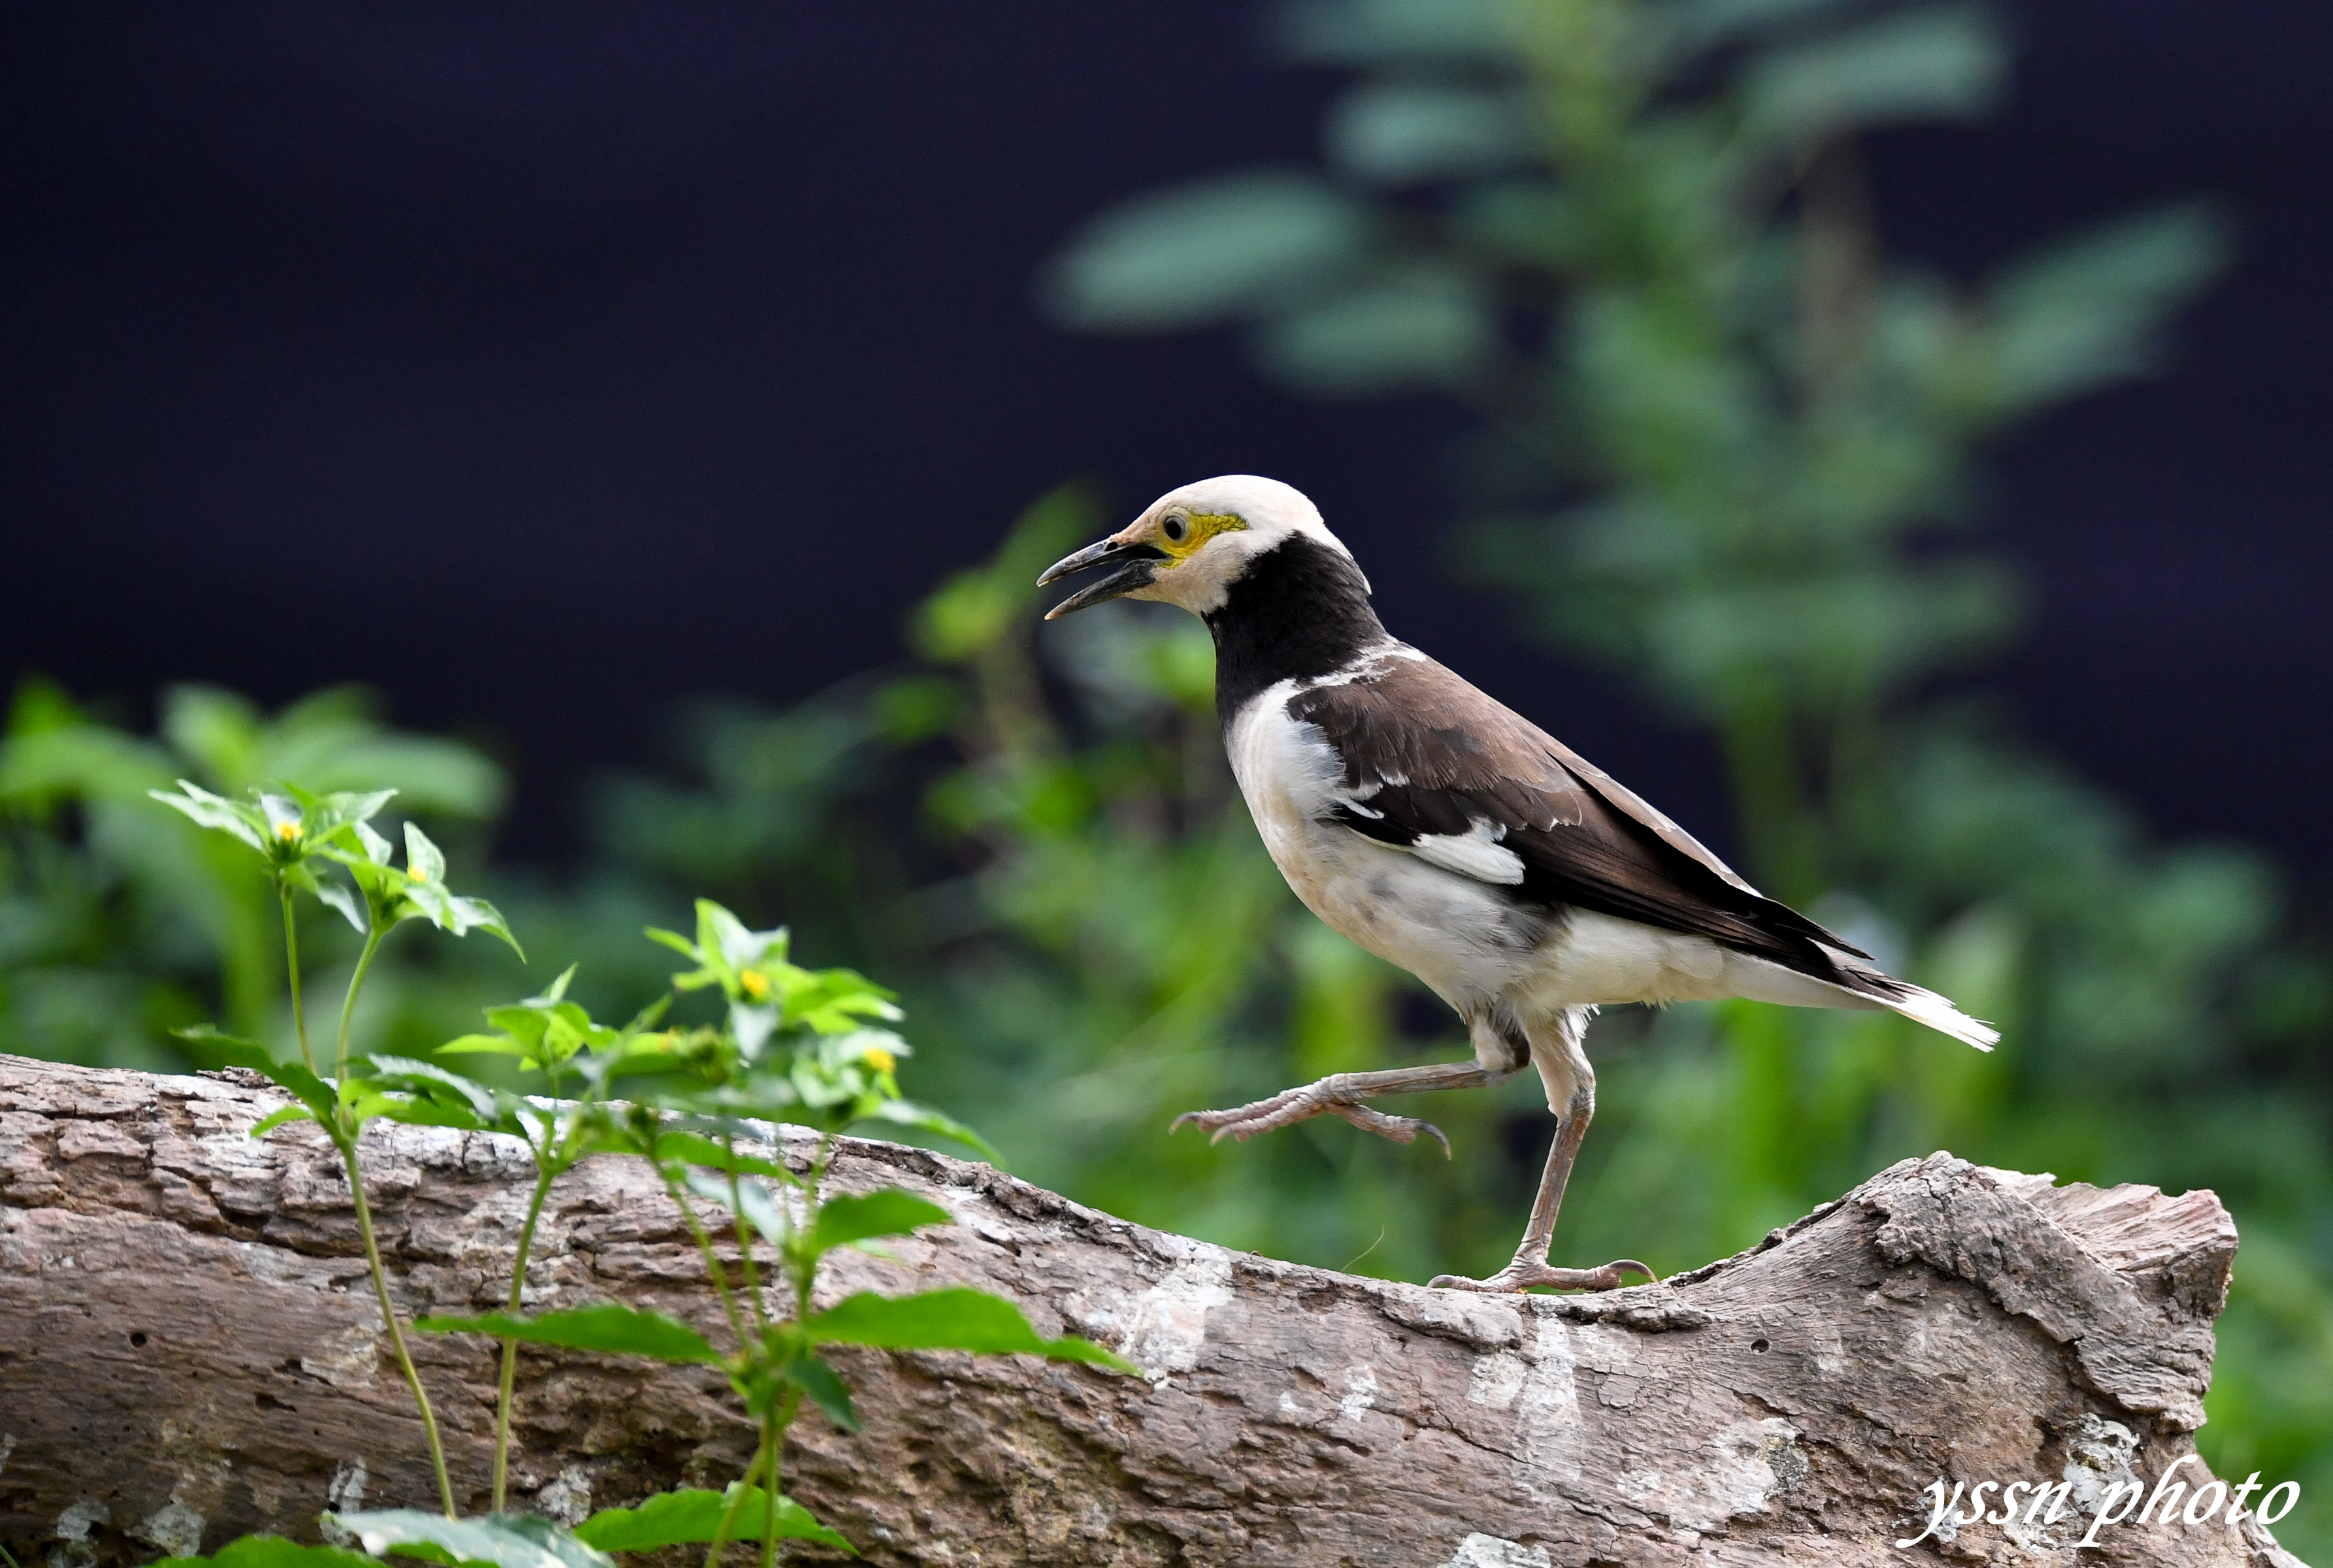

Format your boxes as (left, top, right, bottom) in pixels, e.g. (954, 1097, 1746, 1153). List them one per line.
(1157, 510, 1248, 564)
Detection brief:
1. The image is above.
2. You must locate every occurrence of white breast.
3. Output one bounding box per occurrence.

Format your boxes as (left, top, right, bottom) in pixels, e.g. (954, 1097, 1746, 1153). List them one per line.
(1223, 687, 1549, 1012)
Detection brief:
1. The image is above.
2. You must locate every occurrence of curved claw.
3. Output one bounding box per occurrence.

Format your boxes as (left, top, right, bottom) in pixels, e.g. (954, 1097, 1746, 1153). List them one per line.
(1429, 1258, 1657, 1294)
(1328, 1102, 1451, 1156)
(1172, 1096, 1451, 1153)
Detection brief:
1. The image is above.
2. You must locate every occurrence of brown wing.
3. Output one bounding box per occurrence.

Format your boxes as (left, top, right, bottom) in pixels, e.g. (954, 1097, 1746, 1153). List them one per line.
(1285, 654, 1877, 975)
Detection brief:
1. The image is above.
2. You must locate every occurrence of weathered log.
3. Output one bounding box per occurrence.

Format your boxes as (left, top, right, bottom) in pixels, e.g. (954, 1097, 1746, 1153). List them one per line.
(0, 1054, 2306, 1567)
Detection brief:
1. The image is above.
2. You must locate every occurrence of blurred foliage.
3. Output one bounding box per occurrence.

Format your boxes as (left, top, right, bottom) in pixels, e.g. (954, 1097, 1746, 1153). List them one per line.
(2, 0, 2326, 1549)
(0, 681, 508, 1070)
(1037, 0, 2331, 1545)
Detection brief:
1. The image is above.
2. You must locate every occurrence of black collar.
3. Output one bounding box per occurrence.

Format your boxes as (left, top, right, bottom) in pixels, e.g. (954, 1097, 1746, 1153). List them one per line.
(1204, 534, 1387, 721)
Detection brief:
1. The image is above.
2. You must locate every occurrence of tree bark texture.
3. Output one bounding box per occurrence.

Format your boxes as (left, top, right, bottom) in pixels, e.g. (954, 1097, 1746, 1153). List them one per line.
(0, 1055, 2306, 1567)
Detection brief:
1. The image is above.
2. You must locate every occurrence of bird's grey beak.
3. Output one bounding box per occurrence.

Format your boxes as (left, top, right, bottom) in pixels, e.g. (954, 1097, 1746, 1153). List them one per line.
(1036, 536, 1165, 620)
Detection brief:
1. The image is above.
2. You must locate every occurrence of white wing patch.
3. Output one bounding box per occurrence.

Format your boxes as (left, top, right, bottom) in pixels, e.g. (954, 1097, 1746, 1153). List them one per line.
(1405, 818, 1527, 886)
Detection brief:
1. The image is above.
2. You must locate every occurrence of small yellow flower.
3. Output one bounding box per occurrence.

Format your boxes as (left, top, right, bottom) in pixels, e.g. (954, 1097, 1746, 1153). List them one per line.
(738, 968, 770, 1000)
(274, 819, 302, 842)
(863, 1046, 896, 1075)
(406, 862, 431, 882)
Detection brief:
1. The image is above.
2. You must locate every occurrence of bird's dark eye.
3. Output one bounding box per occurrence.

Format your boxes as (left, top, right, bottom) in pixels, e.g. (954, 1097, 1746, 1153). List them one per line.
(1163, 514, 1189, 544)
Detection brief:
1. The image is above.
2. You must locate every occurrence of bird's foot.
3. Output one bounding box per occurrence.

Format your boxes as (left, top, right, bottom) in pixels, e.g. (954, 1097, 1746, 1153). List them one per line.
(1428, 1258, 1655, 1294)
(1172, 1088, 1449, 1155)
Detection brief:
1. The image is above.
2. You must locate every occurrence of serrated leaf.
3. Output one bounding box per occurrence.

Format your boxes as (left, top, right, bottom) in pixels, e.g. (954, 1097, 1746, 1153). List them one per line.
(328, 1511, 612, 1568)
(176, 1026, 336, 1119)
(802, 1288, 1137, 1371)
(572, 1487, 852, 1554)
(412, 1304, 720, 1365)
(810, 1189, 953, 1256)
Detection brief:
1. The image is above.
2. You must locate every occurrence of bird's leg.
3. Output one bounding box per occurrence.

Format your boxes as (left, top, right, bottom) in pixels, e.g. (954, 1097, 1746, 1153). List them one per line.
(1170, 1058, 1518, 1154)
(1429, 1081, 1653, 1294)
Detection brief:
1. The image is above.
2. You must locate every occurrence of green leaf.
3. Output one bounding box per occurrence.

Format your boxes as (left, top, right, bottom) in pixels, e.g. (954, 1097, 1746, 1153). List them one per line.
(1323, 81, 1531, 186)
(403, 821, 447, 885)
(248, 1105, 315, 1137)
(412, 1304, 720, 1365)
(341, 1090, 489, 1133)
(312, 874, 369, 934)
(809, 1188, 953, 1256)
(780, 1347, 861, 1433)
(1740, 5, 2004, 144)
(348, 819, 394, 864)
(573, 1487, 853, 1554)
(535, 963, 579, 1005)
(699, 898, 786, 979)
(858, 1098, 1004, 1166)
(684, 1170, 791, 1245)
(1253, 267, 1494, 397)
(327, 1512, 612, 1568)
(643, 926, 702, 963)
(361, 1054, 503, 1124)
(175, 1026, 336, 1119)
(802, 1288, 1137, 1371)
(156, 1535, 382, 1568)
(432, 1033, 538, 1060)
(652, 1130, 794, 1181)
(1040, 170, 1367, 332)
(303, 788, 398, 842)
(1982, 202, 2230, 415)
(403, 881, 525, 958)
(148, 780, 267, 853)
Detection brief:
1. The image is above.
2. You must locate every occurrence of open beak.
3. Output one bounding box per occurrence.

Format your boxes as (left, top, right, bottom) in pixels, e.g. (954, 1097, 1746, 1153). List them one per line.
(1036, 536, 1166, 619)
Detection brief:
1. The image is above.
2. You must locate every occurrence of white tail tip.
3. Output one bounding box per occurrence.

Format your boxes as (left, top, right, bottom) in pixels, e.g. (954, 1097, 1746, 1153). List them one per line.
(1886, 984, 2000, 1051)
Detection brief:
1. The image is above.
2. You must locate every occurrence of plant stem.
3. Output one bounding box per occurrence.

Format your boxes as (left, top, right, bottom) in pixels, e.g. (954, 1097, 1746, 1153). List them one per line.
(281, 884, 316, 1074)
(703, 1438, 769, 1568)
(728, 1160, 771, 1335)
(665, 1177, 752, 1348)
(759, 1409, 782, 1568)
(491, 1156, 561, 1513)
(335, 924, 388, 1078)
(339, 1132, 457, 1517)
(793, 1139, 835, 1318)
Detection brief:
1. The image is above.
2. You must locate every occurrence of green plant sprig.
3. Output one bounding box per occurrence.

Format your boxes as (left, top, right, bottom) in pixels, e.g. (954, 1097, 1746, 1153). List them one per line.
(153, 780, 521, 1520)
(146, 865, 1135, 1566)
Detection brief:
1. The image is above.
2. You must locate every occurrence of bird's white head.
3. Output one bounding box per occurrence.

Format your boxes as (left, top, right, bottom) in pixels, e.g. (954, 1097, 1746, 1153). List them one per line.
(1036, 474, 1363, 619)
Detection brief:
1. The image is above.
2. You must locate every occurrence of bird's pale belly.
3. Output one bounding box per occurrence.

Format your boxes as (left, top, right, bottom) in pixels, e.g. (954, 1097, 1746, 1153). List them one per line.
(1263, 813, 1755, 1013)
(1227, 683, 1766, 1017)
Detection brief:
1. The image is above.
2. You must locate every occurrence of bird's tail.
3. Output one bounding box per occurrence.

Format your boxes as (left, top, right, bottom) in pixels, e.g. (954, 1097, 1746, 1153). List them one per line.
(1822, 947, 1998, 1051)
(1874, 979, 2000, 1051)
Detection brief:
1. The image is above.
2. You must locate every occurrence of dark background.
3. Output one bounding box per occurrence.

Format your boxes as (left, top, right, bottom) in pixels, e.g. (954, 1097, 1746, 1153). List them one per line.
(5, 3, 2326, 876)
